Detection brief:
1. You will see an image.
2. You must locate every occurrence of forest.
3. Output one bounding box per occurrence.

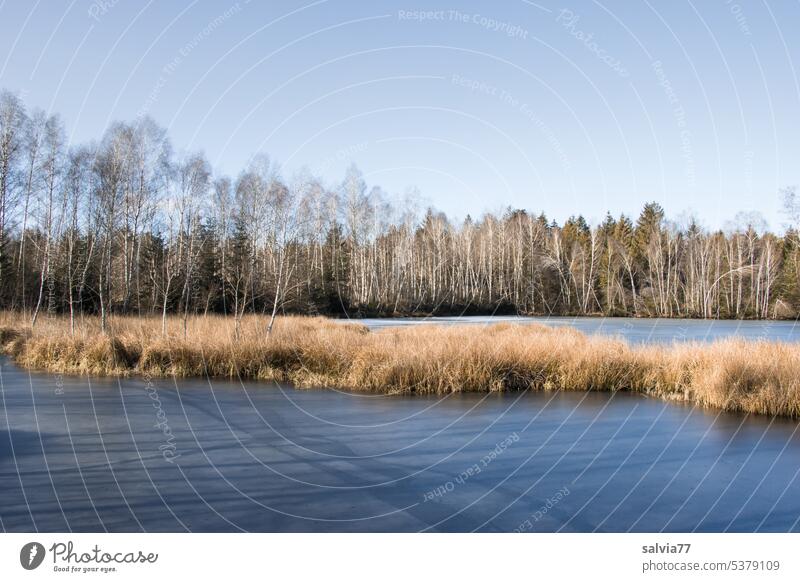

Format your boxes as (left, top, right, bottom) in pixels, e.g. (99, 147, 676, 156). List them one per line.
(1, 89, 800, 331)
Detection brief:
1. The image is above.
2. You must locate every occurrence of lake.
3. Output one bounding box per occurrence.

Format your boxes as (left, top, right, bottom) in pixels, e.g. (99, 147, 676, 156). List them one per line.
(353, 315, 800, 344)
(1, 316, 799, 532)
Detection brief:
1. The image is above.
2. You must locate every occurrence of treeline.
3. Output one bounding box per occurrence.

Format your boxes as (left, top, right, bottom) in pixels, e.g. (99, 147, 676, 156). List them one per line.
(1, 89, 800, 332)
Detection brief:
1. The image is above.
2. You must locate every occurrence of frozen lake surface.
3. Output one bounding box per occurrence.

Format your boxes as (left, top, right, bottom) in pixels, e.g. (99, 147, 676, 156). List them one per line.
(1, 353, 799, 532)
(352, 315, 800, 344)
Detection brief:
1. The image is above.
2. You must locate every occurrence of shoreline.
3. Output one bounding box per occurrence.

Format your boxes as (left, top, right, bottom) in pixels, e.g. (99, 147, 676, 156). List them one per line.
(5, 308, 800, 323)
(231, 312, 800, 322)
(1, 313, 799, 419)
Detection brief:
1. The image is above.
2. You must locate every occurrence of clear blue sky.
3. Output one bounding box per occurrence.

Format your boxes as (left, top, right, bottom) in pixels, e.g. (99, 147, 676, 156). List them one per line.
(1, 0, 798, 229)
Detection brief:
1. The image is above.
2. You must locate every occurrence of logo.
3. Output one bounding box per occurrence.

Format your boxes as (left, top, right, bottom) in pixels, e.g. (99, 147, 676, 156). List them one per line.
(20, 542, 46, 570)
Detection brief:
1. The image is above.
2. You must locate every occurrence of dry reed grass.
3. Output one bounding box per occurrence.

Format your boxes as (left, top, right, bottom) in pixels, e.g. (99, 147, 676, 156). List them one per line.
(1, 312, 799, 417)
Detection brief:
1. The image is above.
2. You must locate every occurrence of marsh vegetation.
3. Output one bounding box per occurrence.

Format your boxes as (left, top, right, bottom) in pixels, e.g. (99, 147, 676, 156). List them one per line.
(2, 312, 799, 418)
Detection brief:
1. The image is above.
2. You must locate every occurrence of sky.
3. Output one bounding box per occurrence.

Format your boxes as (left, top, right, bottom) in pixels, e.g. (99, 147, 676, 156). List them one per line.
(0, 0, 798, 230)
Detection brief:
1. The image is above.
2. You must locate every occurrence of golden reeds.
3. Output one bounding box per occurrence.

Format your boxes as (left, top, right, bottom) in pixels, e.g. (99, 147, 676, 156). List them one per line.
(1, 312, 799, 417)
